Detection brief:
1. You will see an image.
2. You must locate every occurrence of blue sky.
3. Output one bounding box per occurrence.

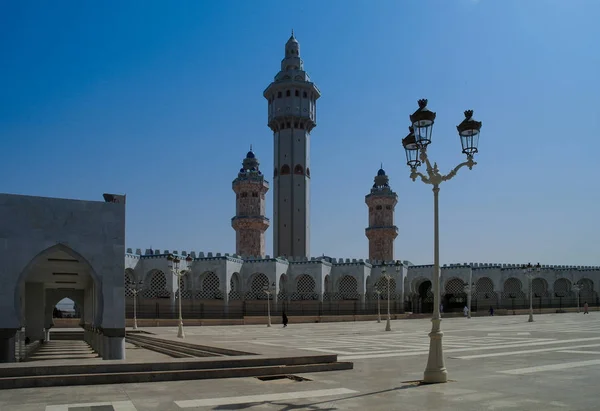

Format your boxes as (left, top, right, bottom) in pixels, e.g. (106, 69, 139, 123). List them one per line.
(1, 0, 599, 266)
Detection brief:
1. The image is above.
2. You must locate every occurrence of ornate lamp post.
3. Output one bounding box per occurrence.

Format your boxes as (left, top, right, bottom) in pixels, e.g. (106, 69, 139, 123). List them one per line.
(381, 263, 392, 332)
(126, 278, 144, 330)
(375, 288, 382, 323)
(401, 99, 482, 384)
(523, 262, 541, 322)
(463, 282, 475, 319)
(572, 282, 582, 313)
(168, 253, 193, 338)
(264, 282, 276, 327)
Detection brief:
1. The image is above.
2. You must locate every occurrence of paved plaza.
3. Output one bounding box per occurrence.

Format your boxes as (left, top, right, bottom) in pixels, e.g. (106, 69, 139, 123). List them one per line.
(1, 313, 599, 410)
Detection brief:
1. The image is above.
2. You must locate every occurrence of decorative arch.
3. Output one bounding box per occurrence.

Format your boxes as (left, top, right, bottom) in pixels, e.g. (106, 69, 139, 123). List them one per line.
(294, 164, 304, 175)
(323, 275, 331, 301)
(579, 278, 596, 302)
(375, 276, 397, 300)
(532, 277, 549, 297)
(229, 272, 242, 300)
(245, 273, 270, 300)
(278, 274, 288, 301)
(338, 275, 359, 300)
(553, 278, 572, 297)
(143, 270, 169, 298)
(444, 278, 465, 296)
(124, 269, 135, 297)
(280, 164, 291, 175)
(196, 271, 221, 299)
(502, 277, 525, 299)
(292, 274, 317, 300)
(14, 242, 104, 326)
(475, 277, 495, 299)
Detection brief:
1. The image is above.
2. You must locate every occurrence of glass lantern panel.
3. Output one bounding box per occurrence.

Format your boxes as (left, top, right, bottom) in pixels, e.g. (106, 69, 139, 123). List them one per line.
(413, 121, 433, 147)
(405, 147, 420, 168)
(460, 129, 479, 155)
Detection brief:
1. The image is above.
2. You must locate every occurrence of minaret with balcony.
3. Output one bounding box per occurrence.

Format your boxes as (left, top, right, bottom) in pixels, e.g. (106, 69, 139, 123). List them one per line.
(365, 167, 398, 261)
(231, 149, 270, 257)
(264, 31, 320, 258)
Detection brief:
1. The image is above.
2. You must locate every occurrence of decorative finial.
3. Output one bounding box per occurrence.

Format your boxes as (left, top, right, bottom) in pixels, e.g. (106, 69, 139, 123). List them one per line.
(418, 99, 428, 109)
(250, 144, 253, 151)
(464, 110, 474, 120)
(291, 28, 294, 37)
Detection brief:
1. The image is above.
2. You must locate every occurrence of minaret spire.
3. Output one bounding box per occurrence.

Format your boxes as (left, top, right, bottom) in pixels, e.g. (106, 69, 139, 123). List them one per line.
(365, 166, 398, 261)
(264, 34, 321, 258)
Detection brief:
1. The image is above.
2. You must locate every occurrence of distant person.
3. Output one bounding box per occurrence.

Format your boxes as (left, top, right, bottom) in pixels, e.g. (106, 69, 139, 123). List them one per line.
(489, 306, 494, 316)
(463, 305, 469, 317)
(282, 311, 288, 328)
(584, 301, 589, 314)
(440, 304, 444, 315)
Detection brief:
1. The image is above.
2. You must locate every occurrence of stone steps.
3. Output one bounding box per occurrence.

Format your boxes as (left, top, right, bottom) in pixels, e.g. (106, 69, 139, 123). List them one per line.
(0, 354, 353, 389)
(124, 333, 253, 358)
(26, 340, 99, 362)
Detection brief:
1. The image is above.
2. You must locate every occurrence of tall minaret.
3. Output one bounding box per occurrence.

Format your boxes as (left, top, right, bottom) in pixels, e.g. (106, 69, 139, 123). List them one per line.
(365, 167, 398, 261)
(264, 32, 320, 258)
(231, 148, 270, 258)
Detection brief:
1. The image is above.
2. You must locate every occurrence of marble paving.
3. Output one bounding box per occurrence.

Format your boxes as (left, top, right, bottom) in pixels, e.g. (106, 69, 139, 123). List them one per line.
(0, 313, 599, 410)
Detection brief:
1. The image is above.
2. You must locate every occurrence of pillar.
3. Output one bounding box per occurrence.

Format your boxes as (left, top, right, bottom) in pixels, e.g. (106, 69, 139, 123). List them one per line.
(101, 328, 125, 360)
(25, 282, 45, 342)
(0, 329, 17, 363)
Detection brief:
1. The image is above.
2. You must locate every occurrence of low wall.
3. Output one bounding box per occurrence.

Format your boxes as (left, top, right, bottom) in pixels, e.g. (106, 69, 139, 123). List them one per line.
(51, 305, 595, 329)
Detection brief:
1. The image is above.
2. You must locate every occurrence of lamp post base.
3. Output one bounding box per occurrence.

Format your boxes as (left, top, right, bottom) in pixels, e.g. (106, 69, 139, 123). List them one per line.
(385, 318, 391, 331)
(133, 320, 138, 330)
(528, 313, 534, 322)
(423, 320, 447, 384)
(377, 317, 381, 323)
(267, 319, 271, 328)
(177, 322, 185, 338)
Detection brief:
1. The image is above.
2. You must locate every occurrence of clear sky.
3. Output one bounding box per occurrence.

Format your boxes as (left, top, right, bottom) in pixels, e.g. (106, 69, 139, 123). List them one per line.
(1, 0, 599, 266)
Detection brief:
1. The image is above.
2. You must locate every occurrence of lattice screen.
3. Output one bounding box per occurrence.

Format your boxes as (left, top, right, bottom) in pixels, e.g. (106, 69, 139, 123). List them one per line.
(474, 277, 497, 300)
(278, 275, 288, 301)
(245, 273, 270, 300)
(532, 278, 549, 297)
(124, 270, 135, 297)
(143, 270, 168, 298)
(229, 274, 242, 300)
(502, 277, 525, 299)
(196, 272, 221, 299)
(337, 275, 359, 300)
(176, 274, 193, 299)
(553, 278, 571, 297)
(291, 274, 318, 300)
(418, 280, 433, 301)
(444, 278, 465, 296)
(323, 275, 331, 301)
(375, 276, 396, 300)
(579, 278, 595, 300)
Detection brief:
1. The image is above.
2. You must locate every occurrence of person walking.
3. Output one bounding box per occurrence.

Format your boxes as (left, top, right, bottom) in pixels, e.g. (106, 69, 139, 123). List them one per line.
(282, 311, 289, 327)
(489, 306, 494, 316)
(463, 305, 469, 317)
(584, 301, 589, 314)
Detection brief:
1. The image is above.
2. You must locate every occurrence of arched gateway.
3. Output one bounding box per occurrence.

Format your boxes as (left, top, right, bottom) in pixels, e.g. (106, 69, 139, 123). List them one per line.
(0, 193, 126, 362)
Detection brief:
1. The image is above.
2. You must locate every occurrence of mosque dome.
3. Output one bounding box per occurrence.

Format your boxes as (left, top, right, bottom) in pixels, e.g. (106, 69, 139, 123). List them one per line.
(246, 151, 255, 159)
(377, 168, 386, 176)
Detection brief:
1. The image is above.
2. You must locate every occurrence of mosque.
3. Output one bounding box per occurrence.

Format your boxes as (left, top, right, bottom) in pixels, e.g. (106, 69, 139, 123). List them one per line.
(123, 33, 600, 316)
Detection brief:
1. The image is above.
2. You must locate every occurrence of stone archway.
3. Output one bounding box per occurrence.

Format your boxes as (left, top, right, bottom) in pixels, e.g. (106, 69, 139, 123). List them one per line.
(14, 244, 103, 342)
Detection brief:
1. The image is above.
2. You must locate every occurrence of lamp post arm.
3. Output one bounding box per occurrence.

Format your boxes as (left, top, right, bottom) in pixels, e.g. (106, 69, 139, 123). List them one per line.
(441, 157, 477, 182)
(410, 170, 432, 184)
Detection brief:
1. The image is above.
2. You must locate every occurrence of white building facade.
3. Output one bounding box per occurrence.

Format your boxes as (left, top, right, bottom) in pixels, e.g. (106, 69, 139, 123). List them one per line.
(122, 34, 599, 315)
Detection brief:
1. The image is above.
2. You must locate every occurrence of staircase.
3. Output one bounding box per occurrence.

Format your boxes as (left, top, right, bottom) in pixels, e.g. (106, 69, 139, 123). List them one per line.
(27, 339, 99, 362)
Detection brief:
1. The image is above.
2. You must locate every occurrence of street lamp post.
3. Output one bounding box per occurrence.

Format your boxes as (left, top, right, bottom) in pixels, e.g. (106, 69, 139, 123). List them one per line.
(375, 289, 382, 323)
(463, 282, 475, 319)
(381, 262, 394, 332)
(401, 99, 482, 384)
(264, 282, 275, 327)
(523, 262, 541, 322)
(572, 283, 582, 313)
(126, 279, 144, 330)
(168, 253, 193, 338)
